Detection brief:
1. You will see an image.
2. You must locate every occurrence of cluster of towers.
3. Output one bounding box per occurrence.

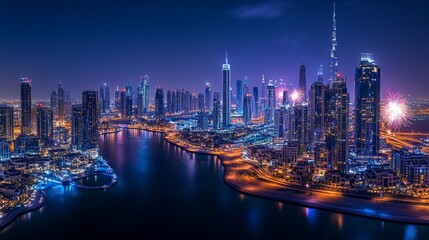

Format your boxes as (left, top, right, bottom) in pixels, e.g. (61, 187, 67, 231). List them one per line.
(0, 79, 100, 156)
(110, 75, 150, 118)
(0, 4, 382, 171)
(208, 3, 381, 174)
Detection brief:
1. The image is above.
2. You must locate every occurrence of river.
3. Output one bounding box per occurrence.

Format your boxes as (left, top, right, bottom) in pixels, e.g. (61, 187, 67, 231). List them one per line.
(1, 129, 428, 239)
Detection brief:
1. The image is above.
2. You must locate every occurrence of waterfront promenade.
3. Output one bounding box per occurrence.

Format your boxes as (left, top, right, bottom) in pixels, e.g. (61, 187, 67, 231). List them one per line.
(159, 130, 429, 224)
(0, 163, 117, 230)
(0, 191, 46, 230)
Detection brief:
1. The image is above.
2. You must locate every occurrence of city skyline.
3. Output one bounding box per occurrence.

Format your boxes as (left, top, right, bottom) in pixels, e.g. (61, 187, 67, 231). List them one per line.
(2, 1, 429, 237)
(0, 1, 427, 100)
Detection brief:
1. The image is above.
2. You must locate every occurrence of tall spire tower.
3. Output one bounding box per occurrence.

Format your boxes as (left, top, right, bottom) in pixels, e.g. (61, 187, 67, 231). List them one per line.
(329, 2, 339, 83)
(222, 52, 231, 128)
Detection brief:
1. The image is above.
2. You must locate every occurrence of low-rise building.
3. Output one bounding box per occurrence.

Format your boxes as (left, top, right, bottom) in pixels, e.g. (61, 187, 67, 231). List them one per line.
(325, 170, 349, 188)
(365, 169, 400, 192)
(392, 148, 429, 181)
(281, 142, 299, 165)
(407, 164, 429, 187)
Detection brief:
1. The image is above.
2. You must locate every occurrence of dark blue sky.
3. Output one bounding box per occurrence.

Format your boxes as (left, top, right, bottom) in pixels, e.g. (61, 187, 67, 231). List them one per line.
(0, 0, 428, 100)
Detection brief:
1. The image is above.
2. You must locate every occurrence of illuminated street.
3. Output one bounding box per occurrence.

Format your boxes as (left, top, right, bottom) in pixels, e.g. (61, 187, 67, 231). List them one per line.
(165, 132, 429, 224)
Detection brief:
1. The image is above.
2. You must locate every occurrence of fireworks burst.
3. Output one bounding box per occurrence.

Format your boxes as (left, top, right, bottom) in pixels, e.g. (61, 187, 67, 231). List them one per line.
(290, 89, 303, 104)
(382, 93, 412, 130)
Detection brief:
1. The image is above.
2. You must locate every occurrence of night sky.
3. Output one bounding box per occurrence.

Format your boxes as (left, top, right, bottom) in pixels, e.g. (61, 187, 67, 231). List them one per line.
(0, 0, 427, 100)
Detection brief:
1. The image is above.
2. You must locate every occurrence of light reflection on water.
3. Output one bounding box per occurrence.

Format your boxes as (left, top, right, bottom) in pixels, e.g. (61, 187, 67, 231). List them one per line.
(240, 194, 245, 202)
(336, 214, 343, 230)
(305, 207, 317, 226)
(3, 129, 429, 239)
(405, 225, 417, 240)
(277, 202, 283, 212)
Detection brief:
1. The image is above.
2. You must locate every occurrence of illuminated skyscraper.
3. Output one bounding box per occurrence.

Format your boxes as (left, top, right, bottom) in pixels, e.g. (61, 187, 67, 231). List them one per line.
(36, 105, 53, 144)
(309, 80, 329, 144)
(243, 76, 249, 94)
(329, 3, 339, 83)
(142, 75, 150, 113)
(289, 103, 309, 154)
(328, 74, 349, 173)
(213, 92, 221, 130)
(100, 83, 110, 113)
(299, 65, 307, 100)
(222, 53, 231, 128)
(50, 90, 58, 115)
(197, 112, 208, 131)
(317, 65, 324, 83)
(355, 53, 380, 155)
(137, 81, 144, 116)
(282, 89, 289, 107)
(176, 89, 182, 112)
(20, 77, 32, 135)
(105, 84, 110, 112)
(99, 85, 105, 113)
(171, 91, 177, 113)
(198, 93, 204, 111)
(183, 90, 190, 113)
(264, 80, 276, 125)
(260, 75, 266, 112)
(191, 93, 198, 112)
(120, 88, 132, 118)
(71, 104, 84, 150)
(236, 79, 243, 114)
(114, 86, 120, 111)
(125, 83, 132, 101)
(0, 105, 14, 141)
(64, 91, 72, 117)
(274, 108, 286, 138)
(166, 90, 172, 113)
(126, 95, 132, 117)
(58, 82, 65, 119)
(205, 82, 212, 111)
(252, 87, 259, 118)
(82, 91, 98, 150)
(243, 93, 252, 125)
(120, 89, 125, 116)
(0, 139, 10, 161)
(155, 87, 165, 119)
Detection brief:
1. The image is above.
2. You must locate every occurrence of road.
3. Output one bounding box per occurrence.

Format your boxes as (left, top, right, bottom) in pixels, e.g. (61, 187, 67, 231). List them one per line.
(0, 191, 46, 230)
(217, 149, 429, 224)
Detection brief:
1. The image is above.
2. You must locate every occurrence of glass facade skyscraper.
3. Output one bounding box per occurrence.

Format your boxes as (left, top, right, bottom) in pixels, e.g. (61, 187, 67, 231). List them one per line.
(205, 82, 212, 111)
(222, 54, 231, 128)
(264, 80, 276, 125)
(243, 93, 252, 125)
(252, 87, 259, 118)
(155, 87, 165, 119)
(82, 90, 98, 150)
(355, 53, 380, 155)
(71, 104, 84, 150)
(236, 79, 243, 114)
(142, 75, 150, 114)
(0, 105, 14, 141)
(299, 65, 307, 100)
(309, 81, 329, 145)
(36, 106, 54, 144)
(329, 74, 349, 173)
(20, 77, 32, 135)
(213, 92, 221, 130)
